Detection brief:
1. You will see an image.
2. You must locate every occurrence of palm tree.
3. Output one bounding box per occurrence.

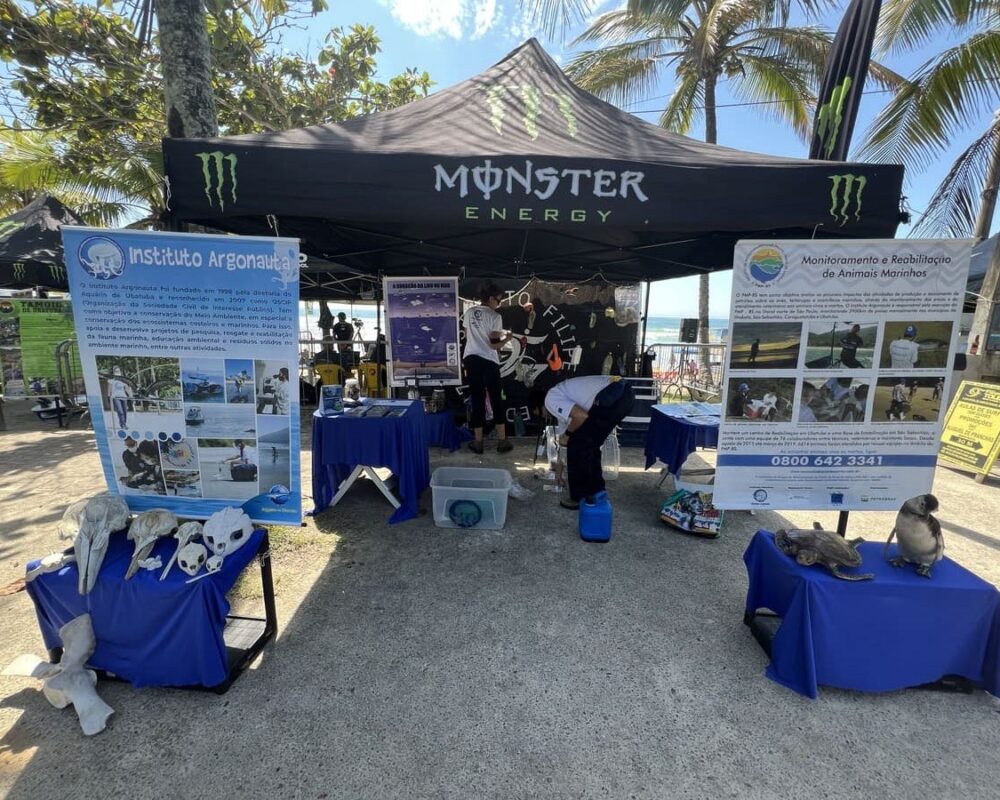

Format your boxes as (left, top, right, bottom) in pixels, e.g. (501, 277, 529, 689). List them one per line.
(858, 0, 1000, 239)
(540, 0, 858, 371)
(0, 129, 164, 226)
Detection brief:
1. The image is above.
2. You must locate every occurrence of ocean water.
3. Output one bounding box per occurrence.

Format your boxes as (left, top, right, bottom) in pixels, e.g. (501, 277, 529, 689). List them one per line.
(299, 303, 729, 344)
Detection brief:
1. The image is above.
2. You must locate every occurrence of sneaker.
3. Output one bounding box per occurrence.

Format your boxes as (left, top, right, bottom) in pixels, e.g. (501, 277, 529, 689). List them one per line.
(468, 441, 484, 455)
(559, 497, 579, 510)
(497, 439, 513, 453)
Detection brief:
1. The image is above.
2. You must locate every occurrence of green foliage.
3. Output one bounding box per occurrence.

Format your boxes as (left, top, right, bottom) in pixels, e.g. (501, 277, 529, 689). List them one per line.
(0, 2, 432, 224)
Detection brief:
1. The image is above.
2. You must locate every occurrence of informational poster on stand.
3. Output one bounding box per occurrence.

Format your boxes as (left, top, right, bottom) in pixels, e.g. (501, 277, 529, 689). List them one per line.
(62, 227, 302, 524)
(0, 298, 83, 398)
(714, 239, 972, 511)
(383, 277, 460, 387)
(939, 381, 1000, 480)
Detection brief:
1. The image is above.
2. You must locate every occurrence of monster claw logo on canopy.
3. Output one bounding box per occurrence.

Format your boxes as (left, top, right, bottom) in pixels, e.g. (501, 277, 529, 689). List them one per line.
(745, 245, 786, 286)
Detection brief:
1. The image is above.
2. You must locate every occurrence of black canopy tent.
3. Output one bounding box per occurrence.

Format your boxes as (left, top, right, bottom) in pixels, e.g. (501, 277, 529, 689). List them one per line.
(0, 195, 82, 291)
(162, 39, 905, 297)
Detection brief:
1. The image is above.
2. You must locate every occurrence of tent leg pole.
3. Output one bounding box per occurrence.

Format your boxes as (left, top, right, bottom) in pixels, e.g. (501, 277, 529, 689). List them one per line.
(836, 510, 849, 537)
(376, 296, 383, 397)
(640, 280, 651, 352)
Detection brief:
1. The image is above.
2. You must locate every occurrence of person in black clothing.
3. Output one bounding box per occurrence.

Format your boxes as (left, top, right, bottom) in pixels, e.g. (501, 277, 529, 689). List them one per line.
(728, 383, 750, 418)
(748, 338, 760, 364)
(839, 324, 864, 368)
(333, 313, 354, 352)
(318, 300, 334, 340)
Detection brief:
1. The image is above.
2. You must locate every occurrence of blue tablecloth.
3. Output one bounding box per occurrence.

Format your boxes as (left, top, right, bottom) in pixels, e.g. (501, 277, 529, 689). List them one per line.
(744, 530, 1000, 699)
(311, 401, 430, 524)
(424, 411, 473, 451)
(644, 404, 720, 474)
(25, 528, 265, 689)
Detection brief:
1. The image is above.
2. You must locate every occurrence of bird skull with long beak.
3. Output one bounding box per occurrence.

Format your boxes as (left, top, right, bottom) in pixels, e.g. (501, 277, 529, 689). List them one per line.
(125, 509, 178, 580)
(74, 495, 130, 595)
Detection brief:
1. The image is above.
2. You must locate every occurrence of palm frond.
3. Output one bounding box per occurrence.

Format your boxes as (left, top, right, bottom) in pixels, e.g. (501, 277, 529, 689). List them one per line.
(728, 52, 815, 138)
(659, 69, 705, 134)
(734, 25, 830, 77)
(518, 0, 596, 41)
(565, 40, 670, 106)
(876, 0, 997, 54)
(572, 9, 682, 45)
(911, 115, 1000, 237)
(857, 30, 1000, 167)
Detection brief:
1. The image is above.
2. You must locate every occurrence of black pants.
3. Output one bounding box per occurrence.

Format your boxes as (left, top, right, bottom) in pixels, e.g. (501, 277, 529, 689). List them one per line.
(567, 383, 634, 501)
(465, 355, 504, 429)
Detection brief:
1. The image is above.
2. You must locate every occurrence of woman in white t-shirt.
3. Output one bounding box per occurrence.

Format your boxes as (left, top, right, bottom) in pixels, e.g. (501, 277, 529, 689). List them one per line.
(463, 283, 515, 454)
(107, 366, 133, 429)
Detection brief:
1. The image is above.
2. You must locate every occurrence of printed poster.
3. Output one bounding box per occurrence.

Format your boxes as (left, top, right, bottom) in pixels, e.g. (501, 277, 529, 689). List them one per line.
(0, 298, 83, 398)
(62, 227, 302, 524)
(714, 239, 972, 511)
(383, 277, 460, 386)
(939, 381, 1000, 477)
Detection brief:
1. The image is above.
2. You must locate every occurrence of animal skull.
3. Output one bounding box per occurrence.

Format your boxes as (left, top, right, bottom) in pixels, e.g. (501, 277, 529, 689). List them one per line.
(58, 492, 115, 543)
(124, 509, 178, 580)
(74, 495, 130, 595)
(177, 543, 208, 577)
(160, 521, 203, 581)
(202, 507, 254, 558)
(206, 554, 223, 573)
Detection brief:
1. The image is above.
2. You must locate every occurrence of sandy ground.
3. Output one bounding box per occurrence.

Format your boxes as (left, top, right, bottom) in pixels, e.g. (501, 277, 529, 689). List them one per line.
(2, 401, 1000, 798)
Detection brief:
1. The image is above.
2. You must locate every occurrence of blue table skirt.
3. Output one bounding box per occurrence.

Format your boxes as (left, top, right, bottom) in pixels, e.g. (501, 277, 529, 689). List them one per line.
(424, 411, 473, 451)
(311, 402, 431, 524)
(25, 528, 265, 689)
(744, 530, 1000, 699)
(644, 405, 720, 474)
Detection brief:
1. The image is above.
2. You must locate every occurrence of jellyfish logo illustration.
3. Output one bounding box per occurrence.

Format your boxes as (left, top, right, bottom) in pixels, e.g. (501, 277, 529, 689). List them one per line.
(78, 237, 126, 280)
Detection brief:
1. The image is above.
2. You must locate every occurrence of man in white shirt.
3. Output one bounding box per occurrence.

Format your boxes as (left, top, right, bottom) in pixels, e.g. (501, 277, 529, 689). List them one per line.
(106, 366, 132, 429)
(887, 377, 908, 420)
(463, 283, 515, 454)
(272, 367, 291, 414)
(544, 375, 634, 509)
(889, 325, 920, 368)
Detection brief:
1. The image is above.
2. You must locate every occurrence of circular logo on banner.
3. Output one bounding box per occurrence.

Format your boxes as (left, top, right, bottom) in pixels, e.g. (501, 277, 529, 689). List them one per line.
(268, 484, 291, 505)
(78, 236, 126, 280)
(745, 245, 786, 286)
(753, 489, 768, 503)
(0, 301, 13, 315)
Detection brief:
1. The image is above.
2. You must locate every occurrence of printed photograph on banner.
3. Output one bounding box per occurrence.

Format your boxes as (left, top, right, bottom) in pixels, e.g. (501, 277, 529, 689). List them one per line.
(799, 376, 870, 423)
(256, 414, 291, 496)
(196, 437, 259, 501)
(159, 436, 200, 470)
(163, 469, 203, 498)
(254, 360, 292, 415)
(728, 322, 802, 369)
(880, 321, 955, 370)
(184, 402, 255, 439)
(95, 355, 182, 433)
(181, 357, 226, 404)
(110, 434, 167, 495)
(0, 305, 19, 345)
(872, 376, 946, 423)
(803, 320, 878, 369)
(725, 377, 796, 421)
(224, 358, 255, 405)
(1, 350, 23, 397)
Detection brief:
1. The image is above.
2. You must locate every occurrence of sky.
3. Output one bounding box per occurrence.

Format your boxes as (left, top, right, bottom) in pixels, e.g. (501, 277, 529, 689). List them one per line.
(282, 1, 993, 318)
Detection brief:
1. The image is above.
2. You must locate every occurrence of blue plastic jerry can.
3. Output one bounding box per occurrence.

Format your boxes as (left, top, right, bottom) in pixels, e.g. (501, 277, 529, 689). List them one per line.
(579, 491, 612, 542)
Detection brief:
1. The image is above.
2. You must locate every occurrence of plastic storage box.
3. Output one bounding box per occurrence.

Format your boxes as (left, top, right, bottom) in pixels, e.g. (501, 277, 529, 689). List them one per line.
(431, 467, 512, 530)
(544, 426, 620, 480)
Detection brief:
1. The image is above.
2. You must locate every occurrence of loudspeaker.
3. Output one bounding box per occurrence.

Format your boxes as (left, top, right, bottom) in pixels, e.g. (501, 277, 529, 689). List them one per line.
(680, 318, 698, 343)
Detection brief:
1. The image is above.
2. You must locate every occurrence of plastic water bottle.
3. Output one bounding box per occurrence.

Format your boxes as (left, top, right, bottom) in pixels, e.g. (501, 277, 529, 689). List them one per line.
(579, 491, 613, 542)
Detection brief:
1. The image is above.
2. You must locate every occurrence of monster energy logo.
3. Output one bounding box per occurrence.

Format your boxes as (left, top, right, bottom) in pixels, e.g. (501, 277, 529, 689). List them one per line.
(195, 151, 238, 210)
(829, 173, 867, 226)
(13, 262, 25, 281)
(0, 220, 24, 239)
(483, 84, 577, 140)
(48, 263, 65, 283)
(815, 76, 852, 159)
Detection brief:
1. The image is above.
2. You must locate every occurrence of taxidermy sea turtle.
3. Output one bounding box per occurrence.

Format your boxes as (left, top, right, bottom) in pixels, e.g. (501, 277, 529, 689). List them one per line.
(775, 523, 874, 581)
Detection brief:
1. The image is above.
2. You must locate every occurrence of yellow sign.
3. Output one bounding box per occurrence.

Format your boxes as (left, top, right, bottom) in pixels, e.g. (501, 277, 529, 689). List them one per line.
(939, 381, 1000, 478)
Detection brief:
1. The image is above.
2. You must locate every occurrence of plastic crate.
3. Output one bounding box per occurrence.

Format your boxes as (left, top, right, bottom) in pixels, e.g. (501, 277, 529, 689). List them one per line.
(430, 467, 512, 530)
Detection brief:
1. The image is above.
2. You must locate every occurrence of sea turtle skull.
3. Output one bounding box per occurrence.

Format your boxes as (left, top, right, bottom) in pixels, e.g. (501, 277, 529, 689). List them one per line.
(177, 543, 208, 577)
(202, 507, 254, 557)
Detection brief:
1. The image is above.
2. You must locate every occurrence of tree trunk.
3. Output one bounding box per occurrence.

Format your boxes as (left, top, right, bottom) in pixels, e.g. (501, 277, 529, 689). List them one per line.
(697, 74, 719, 383)
(967, 114, 1000, 358)
(156, 0, 218, 139)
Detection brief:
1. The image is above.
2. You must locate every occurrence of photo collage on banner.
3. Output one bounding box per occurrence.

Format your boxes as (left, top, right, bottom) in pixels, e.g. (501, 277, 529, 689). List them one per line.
(62, 227, 302, 524)
(714, 239, 972, 511)
(0, 298, 83, 398)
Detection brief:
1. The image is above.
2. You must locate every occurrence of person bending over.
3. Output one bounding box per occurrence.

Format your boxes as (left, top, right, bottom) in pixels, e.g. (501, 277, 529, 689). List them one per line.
(544, 375, 634, 510)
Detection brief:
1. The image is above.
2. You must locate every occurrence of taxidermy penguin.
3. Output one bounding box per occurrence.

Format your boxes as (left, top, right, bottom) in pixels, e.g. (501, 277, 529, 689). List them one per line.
(884, 494, 943, 578)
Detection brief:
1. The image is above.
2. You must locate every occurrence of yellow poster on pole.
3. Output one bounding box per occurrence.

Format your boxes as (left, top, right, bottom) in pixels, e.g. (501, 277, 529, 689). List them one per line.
(939, 381, 1000, 481)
